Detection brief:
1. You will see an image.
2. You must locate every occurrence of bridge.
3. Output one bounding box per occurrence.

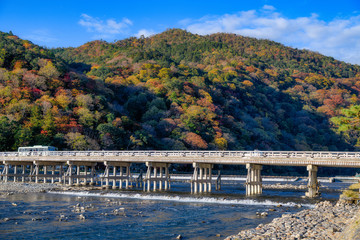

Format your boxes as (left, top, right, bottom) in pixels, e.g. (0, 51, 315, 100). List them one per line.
(1, 150, 360, 197)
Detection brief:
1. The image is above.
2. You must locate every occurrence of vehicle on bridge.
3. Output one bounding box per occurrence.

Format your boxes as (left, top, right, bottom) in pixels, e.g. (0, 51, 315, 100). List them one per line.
(251, 149, 264, 157)
(18, 145, 58, 155)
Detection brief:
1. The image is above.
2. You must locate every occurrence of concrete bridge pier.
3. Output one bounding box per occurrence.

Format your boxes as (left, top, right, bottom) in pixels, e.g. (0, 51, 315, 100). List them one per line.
(13, 165, 17, 182)
(1, 163, 8, 182)
(305, 165, 319, 198)
(191, 163, 213, 194)
(19, 165, 28, 182)
(117, 163, 131, 189)
(65, 161, 74, 186)
(1, 163, 10, 182)
(32, 163, 41, 183)
(245, 163, 263, 196)
(55, 165, 64, 183)
(2, 163, 9, 182)
(29, 165, 34, 182)
(136, 171, 143, 188)
(143, 162, 170, 192)
(34, 163, 39, 183)
(216, 170, 221, 190)
(88, 165, 96, 185)
(67, 162, 97, 186)
(7, 164, 17, 182)
(43, 165, 48, 183)
(1, 161, 34, 183)
(90, 165, 95, 185)
(21, 165, 27, 182)
(33, 161, 64, 184)
(102, 162, 131, 189)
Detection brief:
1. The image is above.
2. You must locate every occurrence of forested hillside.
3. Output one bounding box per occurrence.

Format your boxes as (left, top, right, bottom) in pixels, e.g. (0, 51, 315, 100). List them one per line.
(1, 29, 360, 151)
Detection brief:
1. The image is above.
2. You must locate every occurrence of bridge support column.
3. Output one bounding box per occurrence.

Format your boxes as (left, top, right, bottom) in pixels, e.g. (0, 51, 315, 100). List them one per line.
(136, 171, 143, 188)
(51, 165, 54, 183)
(103, 162, 131, 189)
(13, 165, 17, 182)
(104, 165, 110, 188)
(2, 163, 9, 182)
(305, 165, 319, 198)
(43, 165, 48, 183)
(34, 163, 39, 183)
(191, 163, 213, 194)
(30, 165, 34, 182)
(143, 162, 170, 192)
(58, 165, 63, 183)
(65, 162, 96, 186)
(112, 166, 117, 189)
(22, 165, 25, 182)
(246, 164, 263, 196)
(76, 165, 80, 185)
(1, 162, 34, 183)
(119, 167, 123, 189)
(216, 170, 221, 190)
(66, 162, 73, 186)
(90, 166, 95, 185)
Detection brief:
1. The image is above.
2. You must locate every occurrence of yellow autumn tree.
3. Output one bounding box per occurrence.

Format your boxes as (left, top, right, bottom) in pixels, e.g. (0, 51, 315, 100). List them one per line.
(38, 61, 60, 79)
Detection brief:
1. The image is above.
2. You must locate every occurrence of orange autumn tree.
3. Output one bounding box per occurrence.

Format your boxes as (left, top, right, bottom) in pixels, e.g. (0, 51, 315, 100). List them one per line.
(183, 132, 208, 149)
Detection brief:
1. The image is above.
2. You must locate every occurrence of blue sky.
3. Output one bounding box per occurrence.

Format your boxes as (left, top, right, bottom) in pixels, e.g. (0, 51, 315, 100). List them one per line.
(0, 0, 359, 64)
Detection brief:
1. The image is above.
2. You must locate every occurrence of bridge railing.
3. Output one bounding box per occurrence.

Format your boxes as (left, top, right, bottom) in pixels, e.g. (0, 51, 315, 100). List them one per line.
(1, 151, 360, 159)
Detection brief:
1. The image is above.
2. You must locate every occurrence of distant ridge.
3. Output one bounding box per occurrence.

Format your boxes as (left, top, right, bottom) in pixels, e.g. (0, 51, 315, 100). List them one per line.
(0, 29, 359, 153)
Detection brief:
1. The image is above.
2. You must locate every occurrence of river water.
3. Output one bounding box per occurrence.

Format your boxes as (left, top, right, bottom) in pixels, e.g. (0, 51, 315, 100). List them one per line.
(0, 180, 352, 240)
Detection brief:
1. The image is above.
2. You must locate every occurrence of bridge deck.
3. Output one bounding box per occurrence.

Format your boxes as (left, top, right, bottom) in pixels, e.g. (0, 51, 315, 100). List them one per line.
(1, 151, 360, 168)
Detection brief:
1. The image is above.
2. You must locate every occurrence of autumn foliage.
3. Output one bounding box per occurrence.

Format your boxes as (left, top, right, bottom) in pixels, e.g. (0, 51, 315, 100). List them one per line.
(0, 29, 360, 151)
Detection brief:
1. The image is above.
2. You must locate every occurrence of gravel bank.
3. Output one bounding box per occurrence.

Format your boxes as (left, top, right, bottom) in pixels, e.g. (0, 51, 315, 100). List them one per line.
(0, 182, 59, 194)
(225, 201, 360, 240)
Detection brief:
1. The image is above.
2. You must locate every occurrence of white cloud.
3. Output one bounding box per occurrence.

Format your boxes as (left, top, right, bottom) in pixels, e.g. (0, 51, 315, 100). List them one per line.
(135, 29, 156, 38)
(182, 6, 360, 65)
(79, 14, 133, 36)
(25, 29, 58, 44)
(262, 5, 276, 11)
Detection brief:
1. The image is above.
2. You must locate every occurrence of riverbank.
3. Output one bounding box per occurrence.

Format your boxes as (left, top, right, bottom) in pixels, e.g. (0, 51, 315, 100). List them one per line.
(0, 182, 60, 194)
(225, 200, 360, 240)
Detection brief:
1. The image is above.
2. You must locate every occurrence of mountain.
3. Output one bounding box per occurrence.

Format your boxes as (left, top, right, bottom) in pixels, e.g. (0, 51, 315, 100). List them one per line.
(1, 29, 360, 152)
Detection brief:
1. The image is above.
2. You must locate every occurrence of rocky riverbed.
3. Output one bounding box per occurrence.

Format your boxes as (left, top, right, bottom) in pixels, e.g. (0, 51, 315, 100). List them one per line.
(225, 200, 360, 240)
(0, 182, 59, 194)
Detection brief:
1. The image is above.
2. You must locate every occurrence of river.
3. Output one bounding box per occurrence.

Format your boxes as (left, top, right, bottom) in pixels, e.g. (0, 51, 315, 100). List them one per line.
(0, 179, 352, 240)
